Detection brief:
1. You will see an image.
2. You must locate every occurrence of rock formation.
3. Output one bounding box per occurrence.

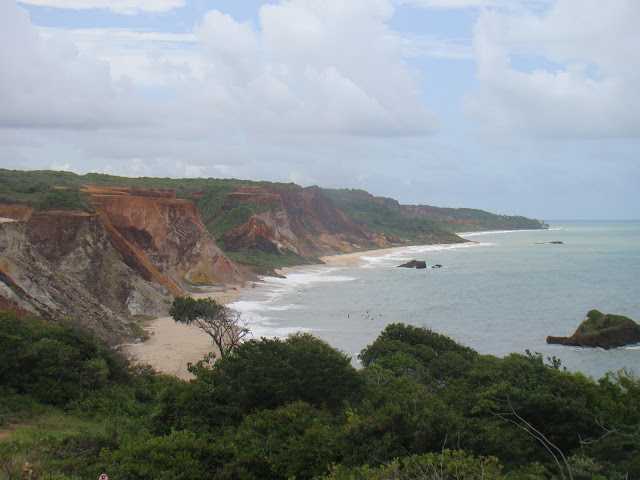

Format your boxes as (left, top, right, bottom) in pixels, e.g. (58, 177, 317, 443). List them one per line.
(397, 260, 427, 269)
(84, 186, 250, 293)
(0, 218, 130, 344)
(220, 186, 380, 259)
(0, 187, 254, 341)
(546, 310, 640, 350)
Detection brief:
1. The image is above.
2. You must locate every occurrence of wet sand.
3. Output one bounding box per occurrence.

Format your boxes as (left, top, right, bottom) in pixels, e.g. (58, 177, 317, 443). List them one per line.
(126, 247, 401, 380)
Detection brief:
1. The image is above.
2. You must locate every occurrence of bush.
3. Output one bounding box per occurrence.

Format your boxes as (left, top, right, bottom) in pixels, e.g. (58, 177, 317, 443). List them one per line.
(182, 334, 364, 430)
(322, 449, 509, 480)
(0, 311, 129, 406)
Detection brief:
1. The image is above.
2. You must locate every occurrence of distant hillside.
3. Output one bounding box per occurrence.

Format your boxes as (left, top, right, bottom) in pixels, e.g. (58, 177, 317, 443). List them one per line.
(324, 189, 547, 235)
(0, 169, 546, 272)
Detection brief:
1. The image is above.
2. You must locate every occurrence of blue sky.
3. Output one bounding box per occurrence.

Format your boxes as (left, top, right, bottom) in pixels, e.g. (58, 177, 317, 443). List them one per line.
(1, 0, 639, 219)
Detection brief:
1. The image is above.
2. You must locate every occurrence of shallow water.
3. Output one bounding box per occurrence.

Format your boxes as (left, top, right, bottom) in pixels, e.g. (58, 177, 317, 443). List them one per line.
(231, 221, 640, 380)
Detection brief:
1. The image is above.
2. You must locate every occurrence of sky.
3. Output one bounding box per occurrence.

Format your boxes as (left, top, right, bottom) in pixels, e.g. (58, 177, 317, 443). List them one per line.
(1, 0, 639, 220)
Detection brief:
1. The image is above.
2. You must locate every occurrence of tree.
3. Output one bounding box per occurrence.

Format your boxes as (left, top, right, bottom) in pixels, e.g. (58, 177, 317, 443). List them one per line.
(201, 333, 363, 412)
(169, 297, 249, 358)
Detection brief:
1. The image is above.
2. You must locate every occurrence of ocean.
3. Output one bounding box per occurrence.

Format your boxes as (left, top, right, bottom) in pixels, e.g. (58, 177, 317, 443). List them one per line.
(230, 220, 640, 380)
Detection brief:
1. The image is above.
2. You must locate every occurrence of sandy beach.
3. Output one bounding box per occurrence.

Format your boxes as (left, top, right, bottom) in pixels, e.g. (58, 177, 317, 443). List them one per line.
(124, 284, 247, 380)
(126, 247, 401, 380)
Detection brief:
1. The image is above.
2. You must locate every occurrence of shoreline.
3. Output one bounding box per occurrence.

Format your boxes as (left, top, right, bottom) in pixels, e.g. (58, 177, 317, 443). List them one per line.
(123, 283, 249, 380)
(125, 242, 463, 380)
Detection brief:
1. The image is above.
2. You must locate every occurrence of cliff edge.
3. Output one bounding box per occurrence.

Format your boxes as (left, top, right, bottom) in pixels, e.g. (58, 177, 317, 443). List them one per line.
(0, 187, 254, 341)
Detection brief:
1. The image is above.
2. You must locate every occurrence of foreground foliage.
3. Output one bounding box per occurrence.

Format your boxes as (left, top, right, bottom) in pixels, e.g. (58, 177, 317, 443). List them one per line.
(1, 312, 638, 480)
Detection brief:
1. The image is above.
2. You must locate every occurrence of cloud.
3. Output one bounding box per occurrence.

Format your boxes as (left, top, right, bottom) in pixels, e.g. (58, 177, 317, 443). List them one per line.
(467, 0, 640, 138)
(17, 0, 186, 15)
(11, 0, 439, 138)
(395, 0, 551, 9)
(40, 28, 202, 87)
(0, 2, 151, 128)
(186, 0, 438, 136)
(401, 34, 473, 59)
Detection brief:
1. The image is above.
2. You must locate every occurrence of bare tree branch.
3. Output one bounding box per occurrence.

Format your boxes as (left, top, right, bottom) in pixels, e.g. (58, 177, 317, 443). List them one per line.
(169, 297, 250, 358)
(492, 396, 573, 480)
(580, 417, 640, 446)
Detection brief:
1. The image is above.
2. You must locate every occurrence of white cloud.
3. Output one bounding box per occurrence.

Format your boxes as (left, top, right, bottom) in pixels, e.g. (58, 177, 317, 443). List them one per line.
(396, 0, 503, 7)
(51, 162, 70, 171)
(288, 171, 316, 186)
(132, 0, 440, 138)
(0, 2, 152, 128)
(40, 28, 202, 87)
(5, 0, 438, 137)
(401, 34, 473, 59)
(17, 0, 186, 15)
(467, 0, 640, 138)
(395, 0, 551, 9)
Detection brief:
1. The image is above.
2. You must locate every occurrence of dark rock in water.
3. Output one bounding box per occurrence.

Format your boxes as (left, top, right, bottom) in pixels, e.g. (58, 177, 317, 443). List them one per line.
(535, 241, 564, 245)
(431, 264, 443, 269)
(546, 310, 640, 350)
(397, 259, 427, 269)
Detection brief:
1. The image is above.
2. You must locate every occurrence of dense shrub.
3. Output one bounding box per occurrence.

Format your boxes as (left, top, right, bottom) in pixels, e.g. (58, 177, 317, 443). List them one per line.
(179, 333, 364, 431)
(2, 311, 639, 479)
(0, 312, 128, 406)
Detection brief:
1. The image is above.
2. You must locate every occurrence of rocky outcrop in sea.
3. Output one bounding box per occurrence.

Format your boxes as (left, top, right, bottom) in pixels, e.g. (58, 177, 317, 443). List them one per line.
(546, 310, 640, 350)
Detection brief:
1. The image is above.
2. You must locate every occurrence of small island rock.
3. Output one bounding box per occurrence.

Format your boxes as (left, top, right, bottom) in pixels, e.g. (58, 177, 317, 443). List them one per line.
(397, 259, 427, 269)
(546, 310, 640, 350)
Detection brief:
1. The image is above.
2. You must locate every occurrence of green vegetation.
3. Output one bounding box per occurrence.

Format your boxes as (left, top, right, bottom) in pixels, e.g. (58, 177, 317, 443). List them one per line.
(325, 189, 464, 243)
(126, 321, 149, 341)
(34, 188, 92, 212)
(1, 311, 638, 479)
(325, 189, 547, 235)
(0, 169, 546, 271)
(0, 169, 92, 212)
(412, 204, 548, 231)
(579, 310, 636, 335)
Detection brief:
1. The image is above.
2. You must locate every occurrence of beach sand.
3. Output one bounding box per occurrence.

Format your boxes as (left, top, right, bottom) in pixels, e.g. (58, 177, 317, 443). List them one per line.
(124, 284, 247, 380)
(126, 247, 400, 380)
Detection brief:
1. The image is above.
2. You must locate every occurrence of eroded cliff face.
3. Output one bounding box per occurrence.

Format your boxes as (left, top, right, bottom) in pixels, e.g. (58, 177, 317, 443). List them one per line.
(85, 187, 250, 292)
(22, 210, 170, 317)
(221, 186, 388, 259)
(0, 187, 253, 340)
(0, 218, 130, 344)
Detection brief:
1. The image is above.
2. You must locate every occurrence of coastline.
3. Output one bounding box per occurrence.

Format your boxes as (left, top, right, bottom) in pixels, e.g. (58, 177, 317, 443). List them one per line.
(125, 243, 455, 380)
(277, 245, 417, 275)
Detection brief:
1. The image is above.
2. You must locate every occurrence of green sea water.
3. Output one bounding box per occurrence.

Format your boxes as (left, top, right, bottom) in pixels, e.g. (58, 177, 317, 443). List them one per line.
(233, 220, 640, 380)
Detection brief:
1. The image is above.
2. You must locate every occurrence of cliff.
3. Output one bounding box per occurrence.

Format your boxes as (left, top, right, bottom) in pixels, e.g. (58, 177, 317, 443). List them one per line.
(0, 187, 254, 340)
(0, 218, 130, 343)
(22, 209, 171, 317)
(0, 169, 547, 274)
(84, 186, 250, 293)
(546, 310, 640, 350)
(217, 186, 395, 265)
(324, 189, 546, 234)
